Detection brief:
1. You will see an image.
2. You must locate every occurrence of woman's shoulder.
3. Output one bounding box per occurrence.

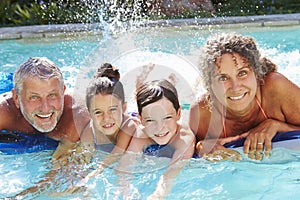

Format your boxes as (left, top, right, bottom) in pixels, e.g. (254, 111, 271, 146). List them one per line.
(264, 72, 291, 86)
(263, 72, 298, 94)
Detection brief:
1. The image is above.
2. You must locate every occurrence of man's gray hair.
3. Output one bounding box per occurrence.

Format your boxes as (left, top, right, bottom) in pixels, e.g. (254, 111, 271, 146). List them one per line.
(13, 57, 64, 95)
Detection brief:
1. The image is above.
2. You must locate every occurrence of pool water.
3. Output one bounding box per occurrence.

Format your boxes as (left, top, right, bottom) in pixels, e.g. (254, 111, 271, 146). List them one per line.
(0, 24, 300, 199)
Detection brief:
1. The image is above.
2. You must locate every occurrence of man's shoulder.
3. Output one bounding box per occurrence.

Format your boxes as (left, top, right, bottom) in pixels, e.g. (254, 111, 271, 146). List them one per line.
(0, 92, 24, 130)
(64, 90, 87, 108)
(0, 91, 13, 101)
(0, 92, 15, 112)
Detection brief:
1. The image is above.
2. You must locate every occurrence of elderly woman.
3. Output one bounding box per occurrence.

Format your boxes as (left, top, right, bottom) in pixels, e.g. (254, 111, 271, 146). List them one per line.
(189, 33, 300, 160)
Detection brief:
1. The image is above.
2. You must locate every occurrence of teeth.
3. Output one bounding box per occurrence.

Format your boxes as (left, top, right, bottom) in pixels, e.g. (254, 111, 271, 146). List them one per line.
(103, 123, 114, 128)
(155, 131, 168, 137)
(36, 113, 52, 118)
(229, 93, 245, 100)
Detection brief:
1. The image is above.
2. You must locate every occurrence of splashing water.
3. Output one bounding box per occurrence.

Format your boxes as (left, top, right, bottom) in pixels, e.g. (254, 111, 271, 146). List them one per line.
(0, 2, 300, 199)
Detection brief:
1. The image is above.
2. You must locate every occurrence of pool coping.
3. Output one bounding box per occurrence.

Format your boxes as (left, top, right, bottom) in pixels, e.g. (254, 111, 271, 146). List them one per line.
(0, 13, 299, 40)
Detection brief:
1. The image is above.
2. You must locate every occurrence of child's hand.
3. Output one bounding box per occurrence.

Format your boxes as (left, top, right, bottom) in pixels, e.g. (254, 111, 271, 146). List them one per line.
(68, 142, 94, 165)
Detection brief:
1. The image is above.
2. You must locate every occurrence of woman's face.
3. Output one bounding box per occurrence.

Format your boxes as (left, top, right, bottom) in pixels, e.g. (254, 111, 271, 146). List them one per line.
(141, 97, 180, 145)
(90, 94, 125, 137)
(211, 52, 258, 112)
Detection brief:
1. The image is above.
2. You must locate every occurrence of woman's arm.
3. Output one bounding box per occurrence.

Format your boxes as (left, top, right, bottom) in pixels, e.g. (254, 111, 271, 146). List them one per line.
(244, 72, 300, 160)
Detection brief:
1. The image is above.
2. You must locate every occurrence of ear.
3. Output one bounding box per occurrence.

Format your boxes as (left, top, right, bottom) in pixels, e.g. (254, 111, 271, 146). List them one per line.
(176, 107, 182, 121)
(138, 114, 143, 125)
(12, 88, 20, 109)
(122, 102, 127, 113)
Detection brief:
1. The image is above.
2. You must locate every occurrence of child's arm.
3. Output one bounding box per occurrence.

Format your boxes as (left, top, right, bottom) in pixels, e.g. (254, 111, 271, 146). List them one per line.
(114, 129, 152, 198)
(75, 117, 140, 189)
(148, 124, 196, 199)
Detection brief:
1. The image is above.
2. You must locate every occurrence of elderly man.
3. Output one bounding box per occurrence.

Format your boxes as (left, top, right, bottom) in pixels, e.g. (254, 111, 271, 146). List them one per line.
(0, 57, 90, 159)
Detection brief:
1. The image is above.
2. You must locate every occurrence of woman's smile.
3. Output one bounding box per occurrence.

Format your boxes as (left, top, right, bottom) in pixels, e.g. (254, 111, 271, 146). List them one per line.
(228, 92, 247, 101)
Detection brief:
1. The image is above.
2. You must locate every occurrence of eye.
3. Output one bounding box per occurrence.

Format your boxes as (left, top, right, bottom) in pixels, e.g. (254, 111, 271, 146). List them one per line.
(29, 95, 39, 101)
(94, 110, 103, 116)
(164, 116, 173, 120)
(218, 75, 228, 82)
(145, 119, 154, 123)
(49, 93, 56, 98)
(144, 118, 155, 125)
(238, 70, 248, 77)
(109, 107, 118, 112)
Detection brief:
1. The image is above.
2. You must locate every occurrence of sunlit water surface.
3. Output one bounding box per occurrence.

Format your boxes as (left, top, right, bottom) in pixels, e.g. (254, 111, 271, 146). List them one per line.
(0, 24, 300, 199)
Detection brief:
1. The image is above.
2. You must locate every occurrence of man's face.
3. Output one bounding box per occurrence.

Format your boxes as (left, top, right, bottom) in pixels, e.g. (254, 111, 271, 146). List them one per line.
(15, 77, 65, 133)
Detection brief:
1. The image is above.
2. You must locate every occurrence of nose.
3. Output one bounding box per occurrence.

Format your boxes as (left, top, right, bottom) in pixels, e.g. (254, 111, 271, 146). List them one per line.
(40, 98, 50, 112)
(156, 120, 166, 132)
(102, 112, 112, 121)
(230, 78, 242, 91)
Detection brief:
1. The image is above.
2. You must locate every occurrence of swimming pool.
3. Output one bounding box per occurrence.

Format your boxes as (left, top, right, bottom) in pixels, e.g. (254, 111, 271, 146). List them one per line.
(1, 24, 300, 199)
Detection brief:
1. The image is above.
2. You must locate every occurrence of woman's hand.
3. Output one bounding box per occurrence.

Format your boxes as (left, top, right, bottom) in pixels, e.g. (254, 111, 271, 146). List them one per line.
(243, 119, 279, 160)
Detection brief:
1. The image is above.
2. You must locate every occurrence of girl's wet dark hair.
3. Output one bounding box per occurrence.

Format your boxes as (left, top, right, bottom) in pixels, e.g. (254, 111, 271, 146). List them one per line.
(136, 79, 180, 115)
(93, 63, 120, 81)
(86, 63, 125, 111)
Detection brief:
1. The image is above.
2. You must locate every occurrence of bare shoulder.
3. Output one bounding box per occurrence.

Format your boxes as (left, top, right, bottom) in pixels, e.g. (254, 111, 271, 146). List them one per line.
(178, 123, 194, 138)
(262, 72, 300, 121)
(64, 89, 89, 119)
(264, 72, 299, 93)
(80, 122, 94, 143)
(189, 94, 211, 118)
(171, 124, 195, 159)
(52, 90, 89, 142)
(262, 72, 300, 101)
(64, 90, 86, 109)
(0, 92, 20, 129)
(0, 92, 13, 111)
(189, 94, 211, 139)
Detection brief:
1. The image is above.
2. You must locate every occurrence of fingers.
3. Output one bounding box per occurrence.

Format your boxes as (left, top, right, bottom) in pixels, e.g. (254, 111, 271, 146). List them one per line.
(264, 139, 272, 158)
(243, 136, 272, 160)
(243, 138, 250, 155)
(203, 148, 242, 162)
(195, 141, 202, 157)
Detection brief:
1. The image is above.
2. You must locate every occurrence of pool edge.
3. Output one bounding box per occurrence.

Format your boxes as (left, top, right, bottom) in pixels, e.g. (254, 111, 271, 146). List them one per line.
(0, 13, 299, 40)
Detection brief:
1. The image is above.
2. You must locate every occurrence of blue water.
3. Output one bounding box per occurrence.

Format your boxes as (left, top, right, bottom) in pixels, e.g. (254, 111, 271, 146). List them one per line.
(0, 24, 300, 199)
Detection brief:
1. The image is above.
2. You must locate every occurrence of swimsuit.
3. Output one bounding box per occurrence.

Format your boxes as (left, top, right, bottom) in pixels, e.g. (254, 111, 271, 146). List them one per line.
(91, 114, 138, 153)
(143, 144, 175, 158)
(222, 96, 268, 138)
